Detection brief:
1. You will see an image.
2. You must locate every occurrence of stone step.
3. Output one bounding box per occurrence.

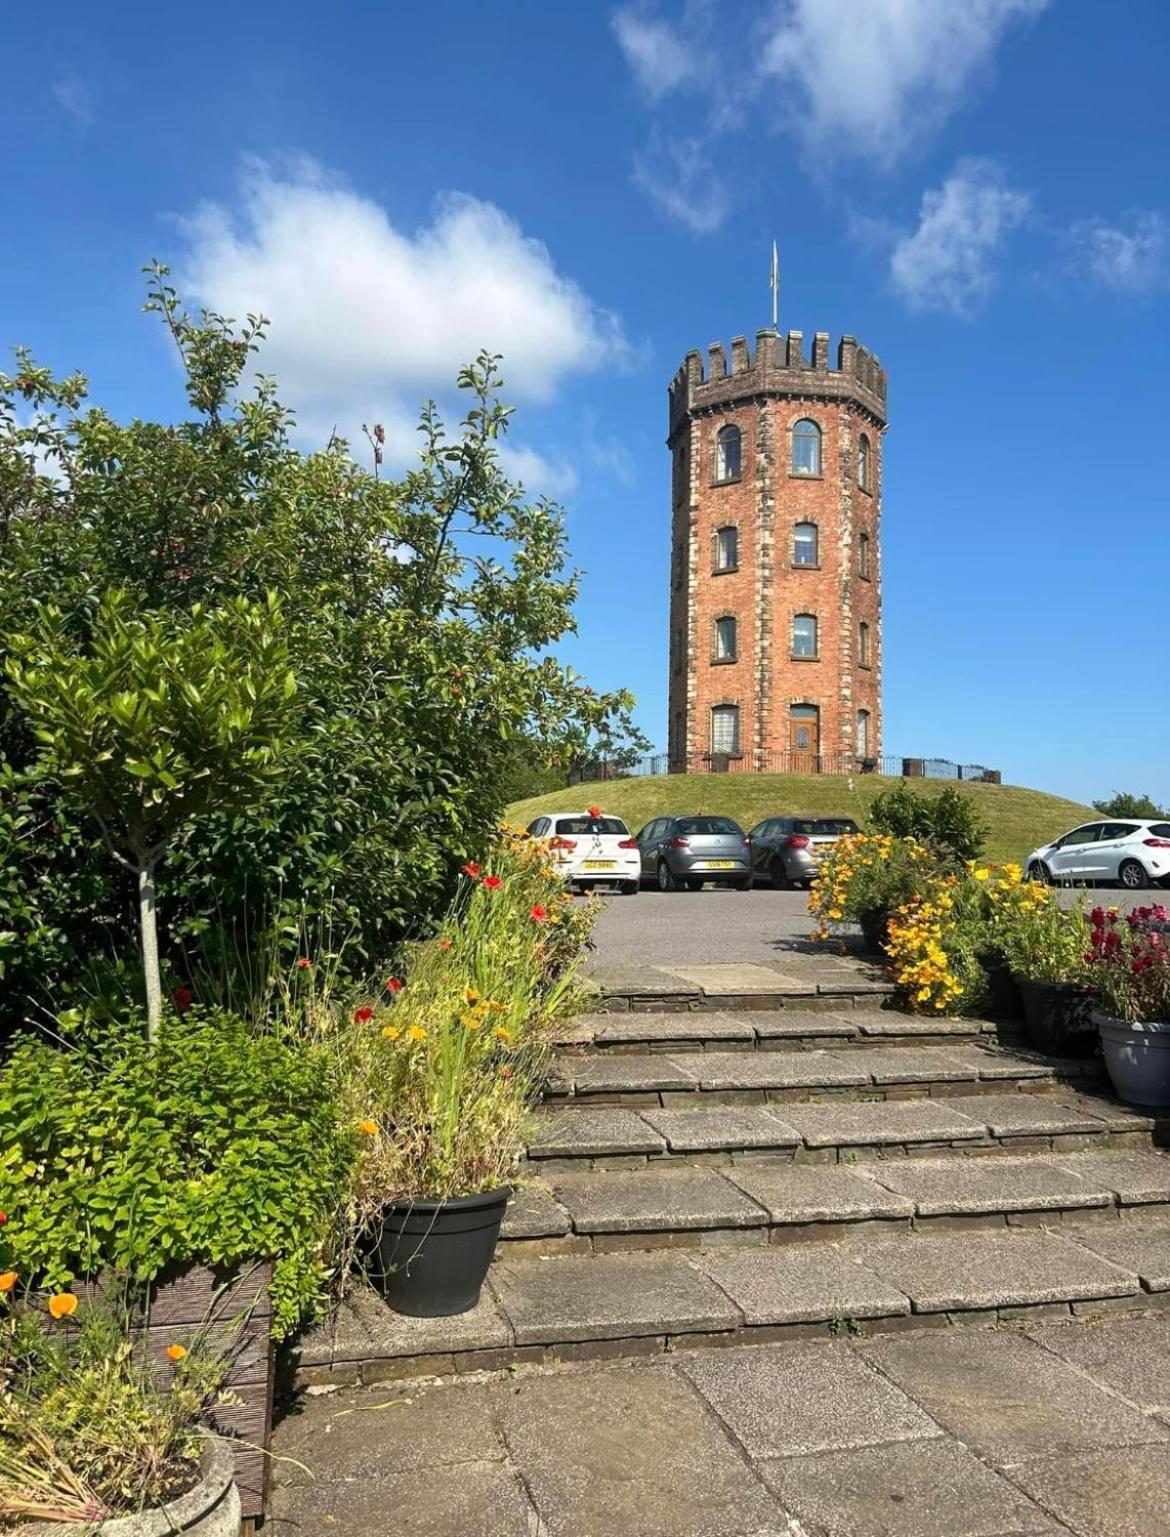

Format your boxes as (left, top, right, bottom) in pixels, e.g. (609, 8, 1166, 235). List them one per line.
(545, 1043, 1102, 1108)
(587, 961, 895, 1017)
(552, 1008, 1003, 1054)
(291, 1221, 1170, 1388)
(497, 1149, 1170, 1257)
(525, 1091, 1155, 1170)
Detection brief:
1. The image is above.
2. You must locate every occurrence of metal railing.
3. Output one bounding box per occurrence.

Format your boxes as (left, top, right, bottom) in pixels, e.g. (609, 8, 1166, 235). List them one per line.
(568, 752, 1001, 785)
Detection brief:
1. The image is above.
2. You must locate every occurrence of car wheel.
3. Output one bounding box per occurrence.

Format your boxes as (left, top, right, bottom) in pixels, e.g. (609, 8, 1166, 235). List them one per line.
(657, 860, 679, 893)
(770, 857, 791, 891)
(1027, 861, 1051, 885)
(1119, 859, 1149, 891)
(685, 878, 704, 892)
(619, 881, 639, 896)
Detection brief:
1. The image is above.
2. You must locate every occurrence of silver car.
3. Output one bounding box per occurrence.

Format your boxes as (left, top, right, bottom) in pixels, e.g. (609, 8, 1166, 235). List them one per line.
(635, 815, 752, 891)
(747, 815, 859, 889)
(1026, 819, 1170, 890)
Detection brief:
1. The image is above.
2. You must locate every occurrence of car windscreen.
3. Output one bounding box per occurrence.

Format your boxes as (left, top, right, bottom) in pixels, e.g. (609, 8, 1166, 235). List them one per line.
(791, 818, 858, 837)
(674, 817, 742, 836)
(554, 817, 628, 836)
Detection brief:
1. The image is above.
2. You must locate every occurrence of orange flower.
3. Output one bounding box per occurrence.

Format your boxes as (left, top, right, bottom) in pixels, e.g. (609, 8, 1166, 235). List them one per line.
(438, 939, 452, 951)
(359, 1119, 379, 1136)
(166, 1343, 188, 1362)
(461, 862, 481, 879)
(587, 805, 602, 818)
(295, 957, 312, 970)
(0, 1271, 16, 1294)
(530, 905, 549, 923)
(48, 1293, 78, 1320)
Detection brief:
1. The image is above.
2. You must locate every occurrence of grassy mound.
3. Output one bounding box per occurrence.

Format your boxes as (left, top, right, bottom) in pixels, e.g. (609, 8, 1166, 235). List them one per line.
(508, 773, 1094, 867)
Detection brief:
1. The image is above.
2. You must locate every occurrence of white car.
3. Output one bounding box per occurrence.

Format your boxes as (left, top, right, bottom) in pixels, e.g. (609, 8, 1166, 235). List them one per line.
(1026, 818, 1170, 890)
(525, 811, 641, 895)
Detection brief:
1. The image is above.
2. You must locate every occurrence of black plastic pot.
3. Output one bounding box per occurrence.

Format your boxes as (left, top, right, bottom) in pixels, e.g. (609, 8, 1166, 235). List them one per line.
(373, 1187, 511, 1317)
(1018, 978, 1097, 1058)
(858, 907, 891, 956)
(976, 950, 1025, 1022)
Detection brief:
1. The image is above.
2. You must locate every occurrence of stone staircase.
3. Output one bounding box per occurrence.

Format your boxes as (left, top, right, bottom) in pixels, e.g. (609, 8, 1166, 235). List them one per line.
(292, 1003, 1170, 1390)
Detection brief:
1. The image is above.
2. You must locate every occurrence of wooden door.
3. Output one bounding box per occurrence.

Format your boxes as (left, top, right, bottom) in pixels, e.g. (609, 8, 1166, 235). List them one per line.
(789, 709, 820, 773)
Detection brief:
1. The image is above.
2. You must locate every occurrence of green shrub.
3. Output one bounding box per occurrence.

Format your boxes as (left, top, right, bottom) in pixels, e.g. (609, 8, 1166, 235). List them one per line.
(0, 1016, 355, 1337)
(867, 784, 987, 864)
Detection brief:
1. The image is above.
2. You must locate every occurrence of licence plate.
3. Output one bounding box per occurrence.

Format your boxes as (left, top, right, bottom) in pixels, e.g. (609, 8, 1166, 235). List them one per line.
(702, 860, 736, 869)
(582, 860, 615, 870)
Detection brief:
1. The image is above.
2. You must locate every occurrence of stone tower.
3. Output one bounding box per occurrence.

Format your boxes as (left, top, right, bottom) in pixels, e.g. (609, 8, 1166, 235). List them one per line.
(667, 327, 886, 773)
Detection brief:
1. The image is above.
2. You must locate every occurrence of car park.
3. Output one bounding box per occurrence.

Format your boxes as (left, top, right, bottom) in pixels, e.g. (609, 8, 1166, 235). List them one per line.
(1026, 819, 1170, 890)
(524, 811, 641, 894)
(634, 814, 752, 891)
(747, 814, 859, 889)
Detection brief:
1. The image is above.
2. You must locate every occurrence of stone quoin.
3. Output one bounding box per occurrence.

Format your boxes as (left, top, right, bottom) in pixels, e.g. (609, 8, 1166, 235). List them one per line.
(667, 326, 887, 772)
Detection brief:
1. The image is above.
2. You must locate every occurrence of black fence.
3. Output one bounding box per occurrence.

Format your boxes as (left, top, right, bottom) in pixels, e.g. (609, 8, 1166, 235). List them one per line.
(568, 752, 1001, 786)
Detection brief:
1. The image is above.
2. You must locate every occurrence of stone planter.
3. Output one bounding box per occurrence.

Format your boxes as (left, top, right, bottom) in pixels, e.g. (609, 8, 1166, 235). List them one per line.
(372, 1188, 511, 1316)
(858, 907, 891, 957)
(1018, 978, 1096, 1057)
(28, 1434, 239, 1537)
(1095, 1012, 1170, 1107)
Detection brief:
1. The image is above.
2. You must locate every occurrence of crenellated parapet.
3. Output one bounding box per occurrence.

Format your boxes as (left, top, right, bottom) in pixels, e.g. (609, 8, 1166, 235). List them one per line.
(668, 328, 887, 440)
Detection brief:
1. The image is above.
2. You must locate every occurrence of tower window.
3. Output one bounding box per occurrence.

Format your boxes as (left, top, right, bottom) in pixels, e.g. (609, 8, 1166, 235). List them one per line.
(714, 525, 738, 572)
(715, 424, 742, 482)
(858, 620, 871, 667)
(711, 704, 741, 755)
(793, 521, 818, 566)
(791, 418, 821, 476)
(857, 708, 872, 758)
(792, 613, 818, 659)
(858, 530, 872, 580)
(714, 616, 737, 661)
(858, 433, 872, 492)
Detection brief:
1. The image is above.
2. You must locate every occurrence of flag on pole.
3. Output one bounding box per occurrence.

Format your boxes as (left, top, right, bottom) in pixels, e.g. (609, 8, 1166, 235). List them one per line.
(770, 241, 779, 329)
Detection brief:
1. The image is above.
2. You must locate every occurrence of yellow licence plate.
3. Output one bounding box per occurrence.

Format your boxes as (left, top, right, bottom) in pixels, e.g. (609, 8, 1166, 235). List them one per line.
(703, 860, 736, 869)
(582, 860, 615, 870)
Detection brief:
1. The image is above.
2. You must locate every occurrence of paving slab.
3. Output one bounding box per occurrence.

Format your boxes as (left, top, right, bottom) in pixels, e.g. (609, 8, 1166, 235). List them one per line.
(490, 1251, 741, 1344)
(1047, 1149, 1170, 1204)
(848, 1046, 984, 1085)
(861, 1328, 1166, 1465)
(594, 1010, 758, 1045)
(754, 1011, 858, 1040)
(758, 1437, 1060, 1537)
(1008, 1447, 1170, 1537)
(589, 964, 695, 995)
(294, 1284, 511, 1367)
(680, 1340, 942, 1457)
(1065, 1225, 1170, 1290)
(549, 1164, 768, 1232)
(640, 1105, 801, 1152)
(500, 1183, 570, 1239)
(667, 962, 815, 995)
(680, 1049, 869, 1090)
(1059, 1092, 1156, 1132)
(273, 1380, 504, 1484)
(854, 1011, 990, 1038)
(864, 1155, 1114, 1216)
(953, 1048, 1056, 1081)
(958, 1094, 1116, 1137)
(1027, 1314, 1170, 1410)
(267, 1460, 536, 1537)
(559, 1053, 700, 1095)
(857, 1230, 1141, 1313)
(776, 1097, 988, 1148)
(729, 1163, 915, 1224)
(497, 1366, 786, 1537)
(702, 1245, 911, 1326)
(527, 1107, 665, 1157)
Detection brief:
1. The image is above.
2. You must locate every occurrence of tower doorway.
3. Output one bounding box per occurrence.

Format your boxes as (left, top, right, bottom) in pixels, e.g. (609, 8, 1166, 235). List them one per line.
(789, 704, 820, 773)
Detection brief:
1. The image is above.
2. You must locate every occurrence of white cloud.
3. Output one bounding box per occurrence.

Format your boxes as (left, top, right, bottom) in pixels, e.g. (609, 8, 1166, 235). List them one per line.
(497, 444, 578, 499)
(889, 158, 1030, 316)
(632, 129, 729, 235)
(612, 7, 698, 99)
(759, 0, 1049, 165)
(1068, 212, 1170, 295)
(179, 157, 630, 455)
(53, 72, 93, 127)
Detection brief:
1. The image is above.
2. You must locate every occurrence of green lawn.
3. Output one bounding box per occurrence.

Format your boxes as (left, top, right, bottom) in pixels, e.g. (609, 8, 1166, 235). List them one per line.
(508, 773, 1094, 867)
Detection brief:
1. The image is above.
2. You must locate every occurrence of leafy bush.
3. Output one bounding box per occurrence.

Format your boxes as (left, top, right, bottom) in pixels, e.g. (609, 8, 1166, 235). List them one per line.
(1092, 791, 1168, 818)
(0, 1017, 355, 1337)
(867, 784, 987, 864)
(983, 867, 1092, 985)
(808, 833, 936, 936)
(884, 874, 989, 1015)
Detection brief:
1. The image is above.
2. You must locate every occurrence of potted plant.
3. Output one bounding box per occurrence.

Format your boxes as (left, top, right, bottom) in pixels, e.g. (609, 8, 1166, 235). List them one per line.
(1087, 904, 1170, 1106)
(992, 882, 1095, 1054)
(809, 833, 935, 957)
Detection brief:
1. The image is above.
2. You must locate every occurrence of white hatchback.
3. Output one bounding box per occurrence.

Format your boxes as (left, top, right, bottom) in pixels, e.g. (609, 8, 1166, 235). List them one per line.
(1026, 818, 1170, 890)
(525, 811, 641, 895)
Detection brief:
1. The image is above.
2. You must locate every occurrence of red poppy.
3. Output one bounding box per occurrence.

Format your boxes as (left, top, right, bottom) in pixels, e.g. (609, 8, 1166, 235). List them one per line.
(530, 905, 549, 923)
(171, 987, 193, 1015)
(586, 805, 602, 819)
(483, 875, 503, 891)
(353, 1005, 375, 1023)
(462, 862, 481, 879)
(386, 977, 403, 994)
(295, 957, 312, 970)
(0, 1211, 6, 1226)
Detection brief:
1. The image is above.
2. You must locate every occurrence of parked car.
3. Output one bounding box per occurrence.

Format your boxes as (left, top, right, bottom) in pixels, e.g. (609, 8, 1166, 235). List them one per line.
(635, 814, 752, 891)
(524, 811, 640, 894)
(1026, 819, 1170, 890)
(747, 815, 860, 889)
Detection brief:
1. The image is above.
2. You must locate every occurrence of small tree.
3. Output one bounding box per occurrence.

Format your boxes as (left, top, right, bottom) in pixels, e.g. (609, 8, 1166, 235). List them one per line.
(6, 590, 297, 1039)
(1092, 791, 1168, 819)
(867, 783, 987, 865)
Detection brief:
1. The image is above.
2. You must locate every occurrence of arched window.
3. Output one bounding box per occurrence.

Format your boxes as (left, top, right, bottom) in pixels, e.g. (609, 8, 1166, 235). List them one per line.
(791, 418, 821, 476)
(857, 708, 872, 758)
(793, 521, 818, 566)
(858, 530, 872, 580)
(858, 620, 871, 667)
(792, 613, 818, 659)
(711, 704, 741, 755)
(714, 616, 737, 661)
(858, 433, 872, 492)
(714, 525, 738, 572)
(715, 424, 742, 482)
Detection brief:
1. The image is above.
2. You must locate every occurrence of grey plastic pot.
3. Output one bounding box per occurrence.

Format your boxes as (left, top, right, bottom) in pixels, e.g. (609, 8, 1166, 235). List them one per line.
(27, 1436, 239, 1537)
(1094, 1012, 1170, 1107)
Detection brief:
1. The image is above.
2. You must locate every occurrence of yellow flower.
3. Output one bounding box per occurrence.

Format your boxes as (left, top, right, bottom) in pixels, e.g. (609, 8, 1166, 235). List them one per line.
(359, 1118, 379, 1137)
(0, 1271, 17, 1294)
(490, 1001, 505, 1015)
(460, 1013, 481, 1031)
(406, 1025, 426, 1042)
(495, 1027, 511, 1043)
(166, 1343, 188, 1362)
(383, 1025, 400, 1041)
(465, 988, 481, 1004)
(973, 869, 990, 882)
(48, 1293, 78, 1320)
(828, 908, 843, 920)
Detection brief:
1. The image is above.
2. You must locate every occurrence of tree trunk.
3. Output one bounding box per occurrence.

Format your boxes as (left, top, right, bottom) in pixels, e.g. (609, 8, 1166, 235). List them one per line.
(138, 860, 162, 1043)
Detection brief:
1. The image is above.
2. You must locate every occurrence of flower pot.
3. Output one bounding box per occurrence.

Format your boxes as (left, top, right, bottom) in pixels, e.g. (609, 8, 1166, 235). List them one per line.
(29, 1435, 240, 1537)
(976, 950, 1024, 1022)
(1094, 1012, 1170, 1107)
(1018, 978, 1096, 1057)
(374, 1187, 511, 1317)
(858, 907, 891, 956)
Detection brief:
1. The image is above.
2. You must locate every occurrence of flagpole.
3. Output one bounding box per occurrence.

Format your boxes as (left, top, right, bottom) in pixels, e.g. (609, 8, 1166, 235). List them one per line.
(770, 240, 779, 330)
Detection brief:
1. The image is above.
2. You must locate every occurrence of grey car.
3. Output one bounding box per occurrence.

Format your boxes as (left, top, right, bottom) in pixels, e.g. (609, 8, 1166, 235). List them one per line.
(636, 815, 752, 891)
(747, 815, 859, 889)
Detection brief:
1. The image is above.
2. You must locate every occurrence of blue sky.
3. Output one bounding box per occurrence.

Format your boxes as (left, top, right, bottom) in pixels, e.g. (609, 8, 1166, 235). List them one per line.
(4, 0, 1169, 807)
